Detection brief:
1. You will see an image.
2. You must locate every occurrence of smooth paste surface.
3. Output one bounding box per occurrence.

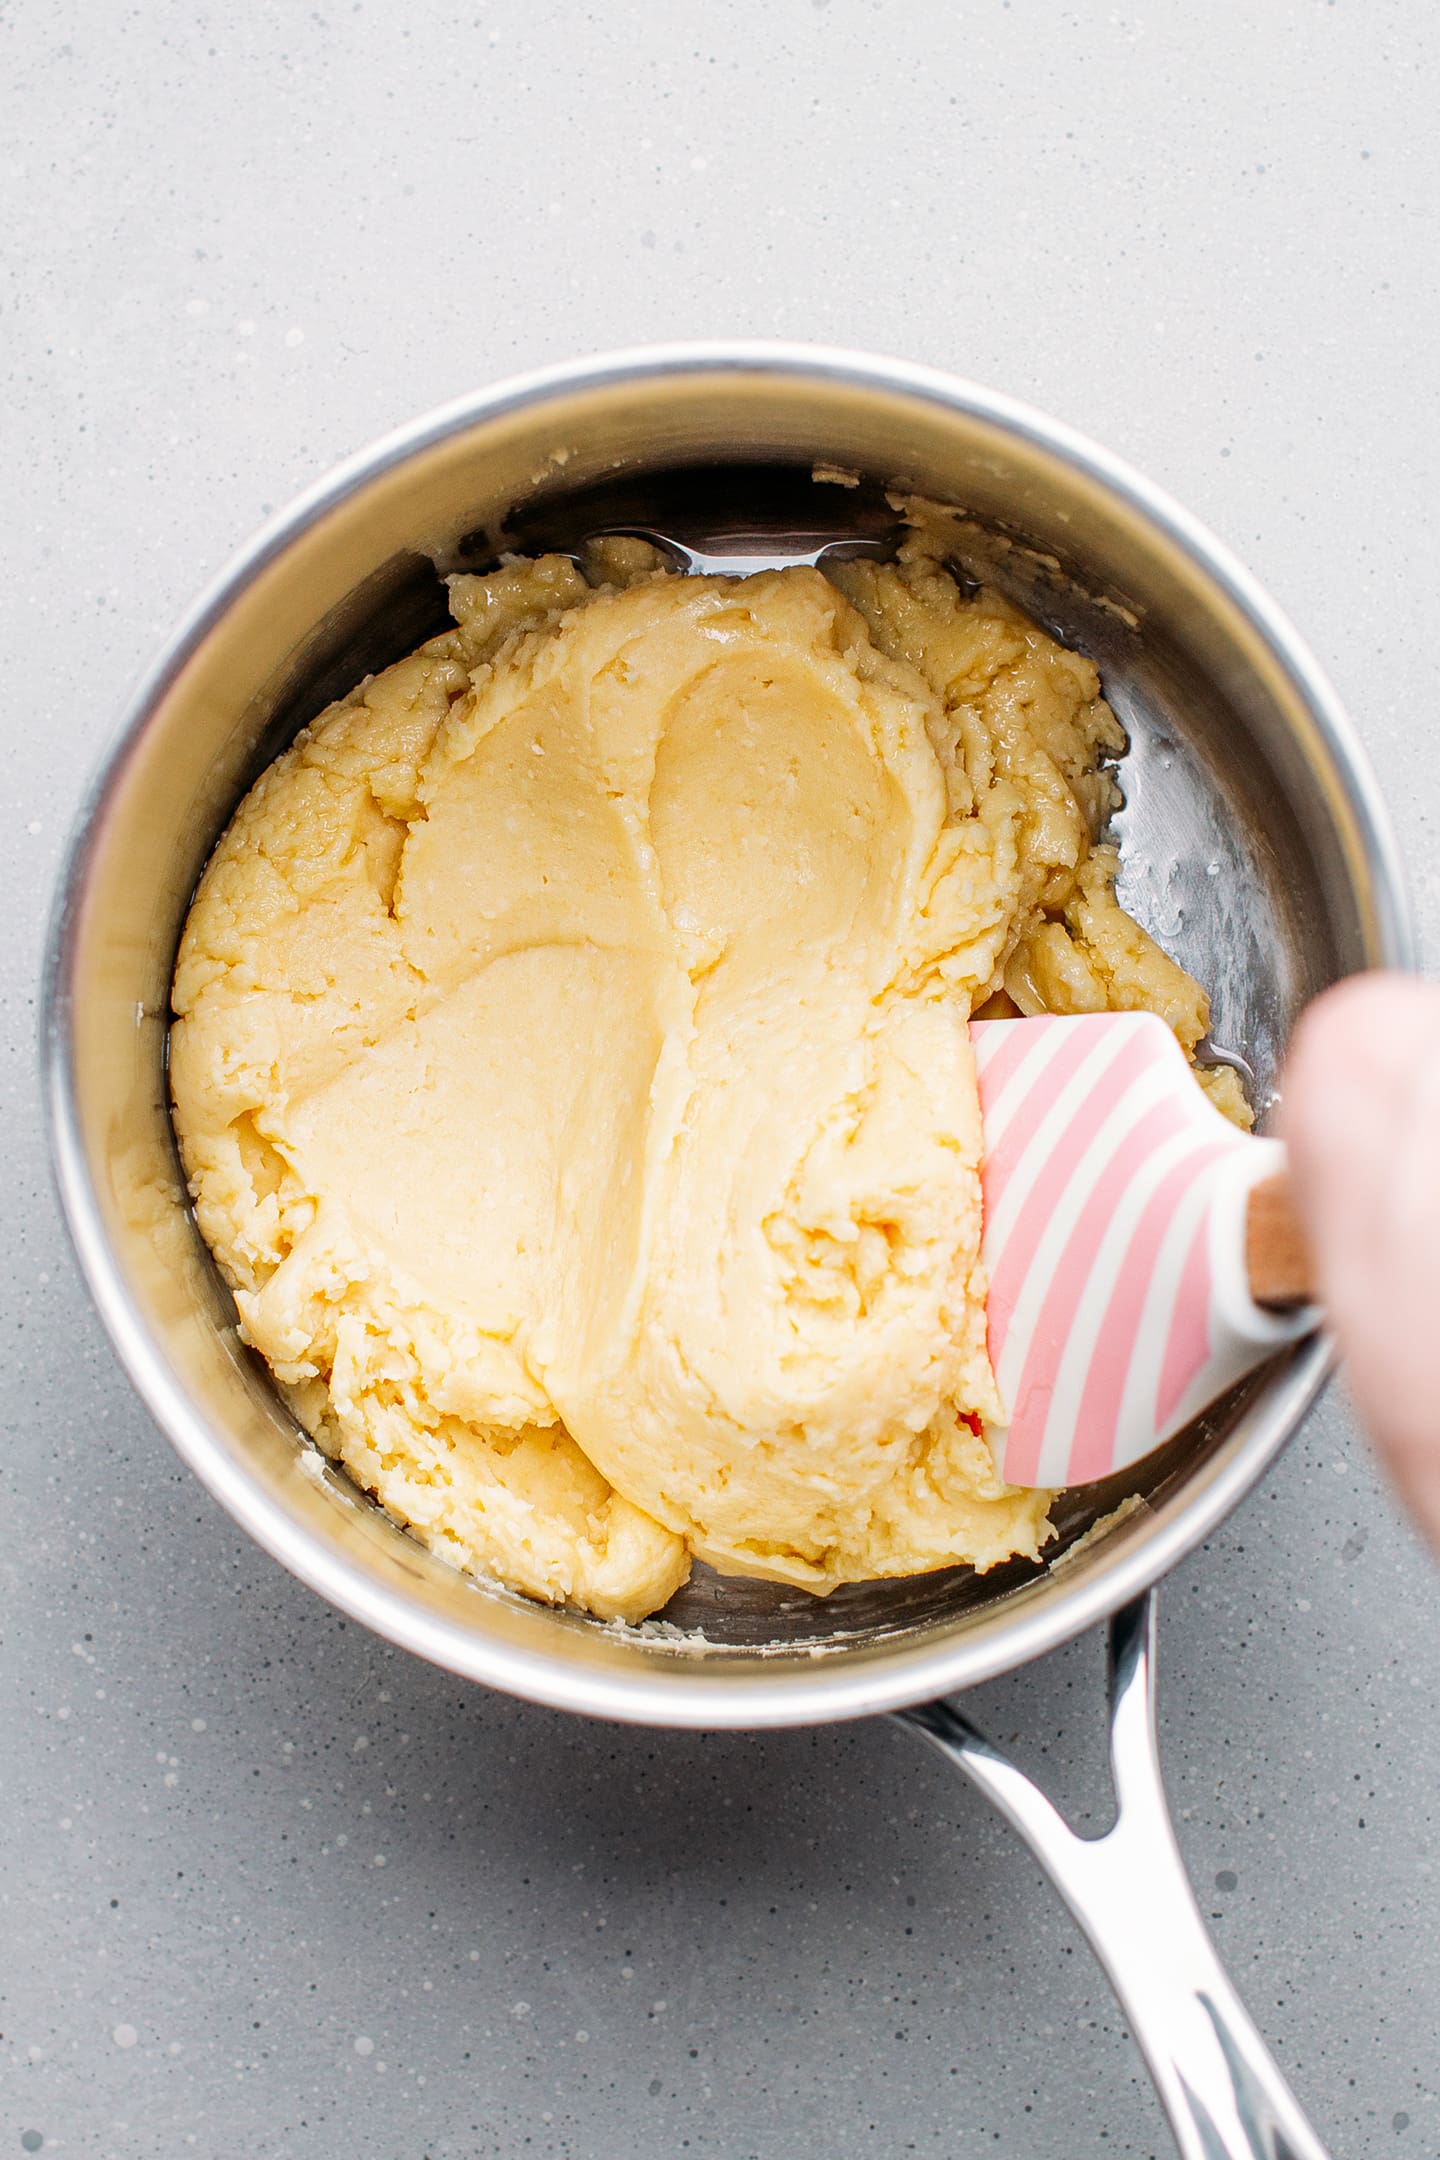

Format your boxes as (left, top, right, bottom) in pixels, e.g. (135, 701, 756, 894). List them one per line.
(171, 518, 1243, 1621)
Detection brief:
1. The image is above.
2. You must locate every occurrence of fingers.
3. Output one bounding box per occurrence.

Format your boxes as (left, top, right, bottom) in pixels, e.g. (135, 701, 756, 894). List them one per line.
(1281, 973, 1440, 1547)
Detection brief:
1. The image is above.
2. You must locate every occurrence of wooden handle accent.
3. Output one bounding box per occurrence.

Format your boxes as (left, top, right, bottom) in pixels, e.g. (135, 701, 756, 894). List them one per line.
(1245, 1171, 1314, 1310)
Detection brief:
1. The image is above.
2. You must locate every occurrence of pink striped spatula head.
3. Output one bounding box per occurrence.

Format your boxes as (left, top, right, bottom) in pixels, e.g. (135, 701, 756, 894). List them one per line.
(972, 1011, 1317, 1490)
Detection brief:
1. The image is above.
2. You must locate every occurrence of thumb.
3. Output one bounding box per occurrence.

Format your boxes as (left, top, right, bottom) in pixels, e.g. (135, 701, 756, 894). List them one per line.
(1280, 973, 1440, 1547)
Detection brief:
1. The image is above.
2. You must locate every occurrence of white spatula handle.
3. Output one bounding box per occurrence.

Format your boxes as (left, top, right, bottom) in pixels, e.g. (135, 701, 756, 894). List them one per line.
(898, 1591, 1330, 2160)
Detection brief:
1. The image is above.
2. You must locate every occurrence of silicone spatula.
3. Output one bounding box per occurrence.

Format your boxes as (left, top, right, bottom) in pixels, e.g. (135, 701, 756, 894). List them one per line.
(972, 1011, 1317, 1489)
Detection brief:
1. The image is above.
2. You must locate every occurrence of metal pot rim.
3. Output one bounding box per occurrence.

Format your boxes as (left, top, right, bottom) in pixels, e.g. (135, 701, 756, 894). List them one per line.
(42, 341, 1414, 1727)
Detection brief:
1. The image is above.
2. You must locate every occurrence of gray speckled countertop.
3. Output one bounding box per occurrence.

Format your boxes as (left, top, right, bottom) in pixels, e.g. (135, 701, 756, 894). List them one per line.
(4, 4, 1439, 2155)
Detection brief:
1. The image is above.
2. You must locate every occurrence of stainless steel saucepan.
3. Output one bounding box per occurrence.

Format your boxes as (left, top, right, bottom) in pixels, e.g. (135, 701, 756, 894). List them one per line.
(43, 345, 1411, 2159)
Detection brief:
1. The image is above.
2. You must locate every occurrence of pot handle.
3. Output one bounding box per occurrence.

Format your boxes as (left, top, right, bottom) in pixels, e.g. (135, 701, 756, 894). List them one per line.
(897, 1591, 1330, 2160)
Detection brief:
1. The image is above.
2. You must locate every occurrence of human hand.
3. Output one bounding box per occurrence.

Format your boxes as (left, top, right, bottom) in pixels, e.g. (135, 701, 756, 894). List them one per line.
(1281, 973, 1440, 1548)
